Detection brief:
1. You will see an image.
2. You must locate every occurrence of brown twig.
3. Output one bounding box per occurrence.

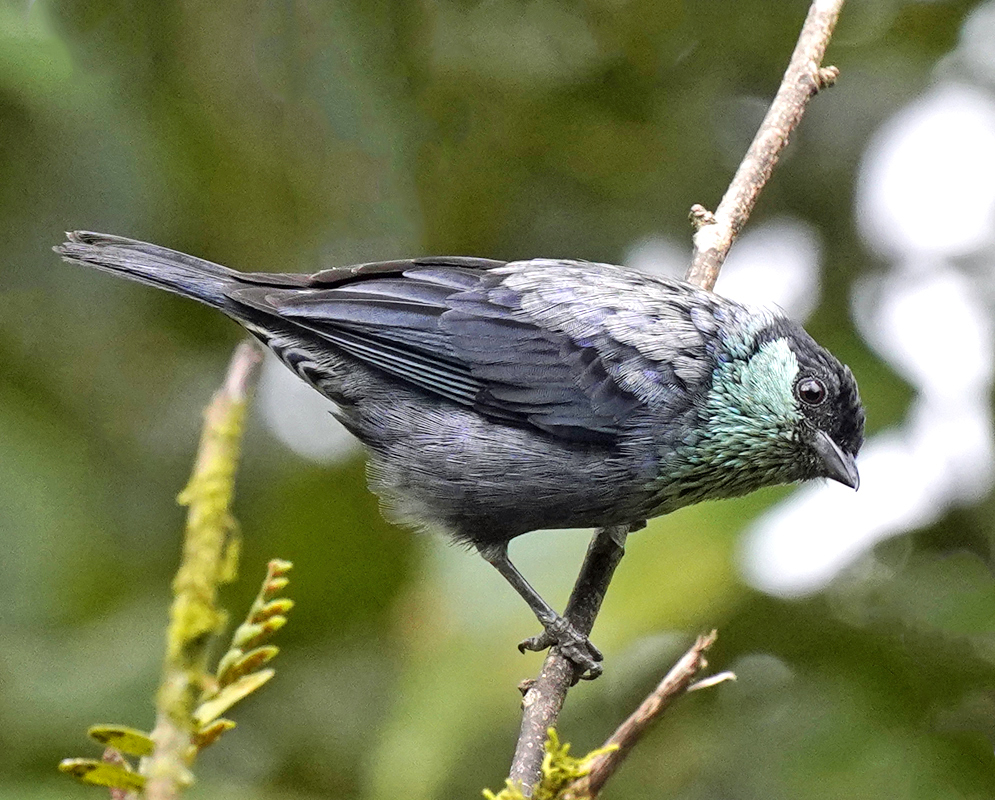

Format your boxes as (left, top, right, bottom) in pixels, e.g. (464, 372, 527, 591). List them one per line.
(143, 341, 263, 800)
(102, 748, 139, 800)
(505, 1, 846, 795)
(686, 0, 845, 290)
(563, 632, 733, 799)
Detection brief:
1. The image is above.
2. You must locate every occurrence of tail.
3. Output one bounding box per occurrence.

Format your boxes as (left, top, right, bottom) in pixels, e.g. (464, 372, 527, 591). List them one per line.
(55, 231, 241, 309)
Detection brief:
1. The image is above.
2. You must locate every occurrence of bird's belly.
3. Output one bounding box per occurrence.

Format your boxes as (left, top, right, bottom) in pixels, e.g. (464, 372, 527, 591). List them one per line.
(358, 400, 649, 546)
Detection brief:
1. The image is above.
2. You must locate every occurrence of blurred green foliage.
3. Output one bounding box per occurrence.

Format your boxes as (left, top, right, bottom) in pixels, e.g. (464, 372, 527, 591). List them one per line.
(2, 1, 994, 798)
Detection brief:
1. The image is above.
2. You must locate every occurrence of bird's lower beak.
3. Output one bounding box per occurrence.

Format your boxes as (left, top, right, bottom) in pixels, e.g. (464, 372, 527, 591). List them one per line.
(807, 428, 859, 490)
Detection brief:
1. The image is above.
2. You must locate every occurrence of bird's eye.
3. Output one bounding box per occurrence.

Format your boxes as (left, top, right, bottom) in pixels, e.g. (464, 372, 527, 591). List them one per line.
(796, 377, 827, 406)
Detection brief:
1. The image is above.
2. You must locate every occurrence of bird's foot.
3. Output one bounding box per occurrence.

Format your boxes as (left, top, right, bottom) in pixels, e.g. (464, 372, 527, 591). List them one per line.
(518, 616, 604, 680)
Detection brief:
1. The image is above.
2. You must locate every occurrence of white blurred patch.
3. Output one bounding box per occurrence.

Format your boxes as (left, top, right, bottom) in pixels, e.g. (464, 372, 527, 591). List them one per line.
(854, 266, 994, 402)
(256, 352, 360, 464)
(625, 217, 822, 322)
(714, 218, 822, 321)
(856, 83, 995, 259)
(625, 236, 688, 279)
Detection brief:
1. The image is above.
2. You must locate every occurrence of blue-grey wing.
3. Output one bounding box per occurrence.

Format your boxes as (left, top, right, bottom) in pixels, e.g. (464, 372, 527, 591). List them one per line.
(230, 258, 717, 444)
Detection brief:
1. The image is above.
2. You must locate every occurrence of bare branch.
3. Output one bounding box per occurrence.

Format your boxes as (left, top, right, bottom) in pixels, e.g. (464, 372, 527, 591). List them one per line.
(102, 747, 139, 800)
(563, 632, 730, 799)
(686, 0, 845, 290)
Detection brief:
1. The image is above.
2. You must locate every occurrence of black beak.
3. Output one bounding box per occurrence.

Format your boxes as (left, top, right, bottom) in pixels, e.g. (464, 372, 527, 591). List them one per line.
(807, 428, 859, 490)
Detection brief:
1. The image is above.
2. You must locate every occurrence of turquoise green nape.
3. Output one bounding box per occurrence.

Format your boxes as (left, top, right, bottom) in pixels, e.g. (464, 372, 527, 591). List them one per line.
(650, 338, 802, 514)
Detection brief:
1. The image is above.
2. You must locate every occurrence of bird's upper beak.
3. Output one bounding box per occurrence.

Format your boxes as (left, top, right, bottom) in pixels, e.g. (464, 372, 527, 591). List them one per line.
(806, 428, 859, 490)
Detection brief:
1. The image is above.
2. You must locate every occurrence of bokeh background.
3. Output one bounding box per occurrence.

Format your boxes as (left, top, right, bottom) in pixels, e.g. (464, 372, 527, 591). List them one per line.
(3, 0, 995, 797)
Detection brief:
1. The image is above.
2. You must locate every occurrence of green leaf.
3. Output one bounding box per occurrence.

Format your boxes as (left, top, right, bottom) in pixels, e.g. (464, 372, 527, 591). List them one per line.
(216, 645, 279, 688)
(58, 759, 145, 791)
(87, 725, 155, 757)
(193, 669, 274, 726)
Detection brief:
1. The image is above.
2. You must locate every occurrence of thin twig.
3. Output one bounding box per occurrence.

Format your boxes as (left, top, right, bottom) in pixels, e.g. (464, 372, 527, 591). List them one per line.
(505, 1, 846, 795)
(686, 0, 845, 290)
(688, 670, 737, 692)
(143, 341, 263, 800)
(563, 632, 732, 799)
(508, 525, 629, 791)
(102, 748, 139, 800)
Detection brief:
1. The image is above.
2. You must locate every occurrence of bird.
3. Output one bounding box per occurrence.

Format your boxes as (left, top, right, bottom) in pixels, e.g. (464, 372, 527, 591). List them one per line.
(56, 231, 864, 677)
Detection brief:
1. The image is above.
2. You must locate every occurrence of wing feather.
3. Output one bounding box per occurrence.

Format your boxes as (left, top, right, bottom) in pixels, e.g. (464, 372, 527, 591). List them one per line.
(229, 258, 717, 444)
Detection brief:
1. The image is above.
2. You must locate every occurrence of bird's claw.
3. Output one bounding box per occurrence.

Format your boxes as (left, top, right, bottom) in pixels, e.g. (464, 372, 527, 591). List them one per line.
(518, 617, 604, 680)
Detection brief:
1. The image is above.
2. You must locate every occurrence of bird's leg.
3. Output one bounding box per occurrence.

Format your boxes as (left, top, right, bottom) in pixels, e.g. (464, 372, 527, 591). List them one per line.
(522, 522, 632, 656)
(477, 541, 603, 678)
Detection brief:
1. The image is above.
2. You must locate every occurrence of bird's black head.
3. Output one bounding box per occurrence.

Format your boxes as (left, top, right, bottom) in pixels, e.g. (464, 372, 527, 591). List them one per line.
(761, 318, 865, 488)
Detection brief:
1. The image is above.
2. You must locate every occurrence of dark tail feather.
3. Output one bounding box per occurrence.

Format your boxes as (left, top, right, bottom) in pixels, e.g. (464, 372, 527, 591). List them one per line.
(55, 231, 240, 309)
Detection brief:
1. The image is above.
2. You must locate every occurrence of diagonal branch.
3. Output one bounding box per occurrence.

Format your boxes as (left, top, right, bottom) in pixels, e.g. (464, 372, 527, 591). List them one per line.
(562, 632, 734, 799)
(687, 0, 844, 291)
(505, 0, 846, 795)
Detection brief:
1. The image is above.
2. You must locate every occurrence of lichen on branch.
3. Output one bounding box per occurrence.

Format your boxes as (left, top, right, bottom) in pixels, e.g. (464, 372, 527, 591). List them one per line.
(143, 340, 263, 800)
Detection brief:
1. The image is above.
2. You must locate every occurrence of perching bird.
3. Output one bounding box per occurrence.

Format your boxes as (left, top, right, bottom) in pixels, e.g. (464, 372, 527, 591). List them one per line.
(56, 231, 863, 677)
